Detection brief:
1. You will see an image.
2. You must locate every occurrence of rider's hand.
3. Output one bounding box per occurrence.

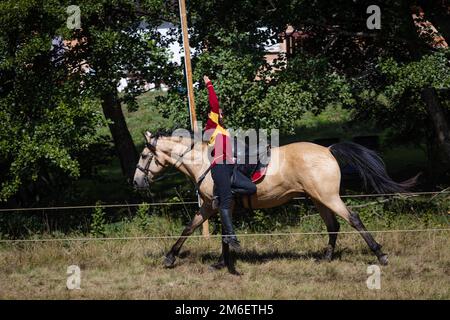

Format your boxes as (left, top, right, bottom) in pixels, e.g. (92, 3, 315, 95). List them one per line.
(203, 75, 210, 85)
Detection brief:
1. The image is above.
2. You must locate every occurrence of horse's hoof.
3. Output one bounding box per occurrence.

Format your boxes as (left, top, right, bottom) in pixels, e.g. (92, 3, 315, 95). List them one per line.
(210, 261, 226, 270)
(178, 250, 190, 259)
(324, 250, 334, 262)
(229, 269, 242, 276)
(378, 254, 389, 266)
(164, 254, 176, 268)
(324, 255, 333, 262)
(211, 261, 227, 270)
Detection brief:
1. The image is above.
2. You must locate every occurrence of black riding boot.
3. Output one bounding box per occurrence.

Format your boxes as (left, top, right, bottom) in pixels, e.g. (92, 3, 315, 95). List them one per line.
(219, 208, 240, 250)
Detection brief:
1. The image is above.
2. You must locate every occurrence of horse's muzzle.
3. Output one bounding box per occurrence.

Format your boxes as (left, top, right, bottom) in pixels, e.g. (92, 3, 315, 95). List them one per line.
(133, 177, 150, 190)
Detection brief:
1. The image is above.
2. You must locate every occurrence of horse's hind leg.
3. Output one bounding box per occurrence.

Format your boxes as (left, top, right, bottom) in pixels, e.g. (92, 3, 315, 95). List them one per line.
(348, 209, 388, 265)
(317, 195, 388, 265)
(312, 200, 340, 261)
(164, 206, 214, 268)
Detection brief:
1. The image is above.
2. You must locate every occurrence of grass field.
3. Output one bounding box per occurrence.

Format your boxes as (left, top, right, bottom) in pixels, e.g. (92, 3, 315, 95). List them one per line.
(1, 205, 448, 299)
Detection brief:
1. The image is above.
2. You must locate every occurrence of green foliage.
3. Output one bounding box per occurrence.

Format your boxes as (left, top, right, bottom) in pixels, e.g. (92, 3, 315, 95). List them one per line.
(231, 195, 450, 234)
(60, 0, 172, 106)
(0, 3, 107, 200)
(153, 91, 189, 129)
(0, 0, 173, 202)
(1, 0, 449, 205)
(287, 57, 354, 105)
(90, 201, 106, 237)
(153, 1, 359, 134)
(353, 51, 450, 148)
(134, 202, 151, 231)
(380, 52, 450, 102)
(156, 48, 354, 134)
(146, 212, 184, 236)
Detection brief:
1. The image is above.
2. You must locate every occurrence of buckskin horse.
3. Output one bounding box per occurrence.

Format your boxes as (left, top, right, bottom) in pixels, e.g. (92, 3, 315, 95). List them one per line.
(133, 131, 416, 274)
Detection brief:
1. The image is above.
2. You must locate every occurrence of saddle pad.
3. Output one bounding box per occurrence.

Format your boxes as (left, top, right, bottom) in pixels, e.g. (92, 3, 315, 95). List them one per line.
(251, 166, 268, 183)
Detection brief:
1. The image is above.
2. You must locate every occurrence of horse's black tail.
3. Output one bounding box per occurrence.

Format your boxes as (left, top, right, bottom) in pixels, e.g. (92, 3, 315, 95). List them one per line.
(329, 142, 418, 194)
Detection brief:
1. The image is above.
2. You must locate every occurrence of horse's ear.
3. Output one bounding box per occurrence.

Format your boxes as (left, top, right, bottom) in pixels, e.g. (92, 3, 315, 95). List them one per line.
(143, 131, 152, 142)
(143, 131, 156, 151)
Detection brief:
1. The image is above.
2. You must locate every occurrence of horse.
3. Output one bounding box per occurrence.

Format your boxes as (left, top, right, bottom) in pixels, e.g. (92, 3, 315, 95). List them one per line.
(133, 131, 416, 274)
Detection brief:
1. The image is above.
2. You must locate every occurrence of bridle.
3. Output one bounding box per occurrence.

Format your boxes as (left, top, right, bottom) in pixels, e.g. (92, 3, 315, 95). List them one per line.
(136, 135, 196, 186)
(136, 136, 158, 181)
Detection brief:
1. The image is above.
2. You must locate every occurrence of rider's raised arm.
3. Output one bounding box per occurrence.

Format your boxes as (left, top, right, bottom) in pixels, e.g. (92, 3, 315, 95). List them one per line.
(204, 76, 220, 130)
(206, 80, 220, 114)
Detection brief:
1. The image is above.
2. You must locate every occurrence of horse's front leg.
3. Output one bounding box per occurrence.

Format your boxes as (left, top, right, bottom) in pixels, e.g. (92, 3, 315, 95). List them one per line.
(164, 205, 213, 268)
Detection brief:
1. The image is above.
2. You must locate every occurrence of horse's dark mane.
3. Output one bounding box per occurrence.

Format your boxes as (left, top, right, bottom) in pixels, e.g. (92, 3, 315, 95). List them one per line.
(151, 129, 196, 141)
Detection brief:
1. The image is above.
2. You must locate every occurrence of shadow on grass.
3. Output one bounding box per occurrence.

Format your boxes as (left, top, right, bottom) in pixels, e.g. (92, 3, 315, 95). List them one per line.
(199, 248, 350, 264)
(144, 246, 387, 269)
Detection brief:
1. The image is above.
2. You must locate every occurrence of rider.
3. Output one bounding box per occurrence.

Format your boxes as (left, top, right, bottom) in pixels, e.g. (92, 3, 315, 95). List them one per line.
(203, 75, 240, 250)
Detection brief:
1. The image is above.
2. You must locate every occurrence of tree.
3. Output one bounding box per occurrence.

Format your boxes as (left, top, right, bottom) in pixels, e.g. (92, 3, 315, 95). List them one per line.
(0, 0, 174, 202)
(0, 0, 105, 203)
(156, 0, 449, 176)
(410, 3, 450, 169)
(155, 1, 354, 134)
(62, 0, 172, 179)
(262, 0, 450, 169)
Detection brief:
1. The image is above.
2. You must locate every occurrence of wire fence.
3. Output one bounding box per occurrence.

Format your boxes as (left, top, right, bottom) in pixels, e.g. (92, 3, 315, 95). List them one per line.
(0, 190, 447, 243)
(0, 227, 448, 243)
(0, 190, 448, 213)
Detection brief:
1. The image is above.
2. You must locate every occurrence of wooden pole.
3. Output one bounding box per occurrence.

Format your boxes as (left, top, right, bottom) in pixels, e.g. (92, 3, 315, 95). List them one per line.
(179, 0, 197, 131)
(178, 0, 209, 238)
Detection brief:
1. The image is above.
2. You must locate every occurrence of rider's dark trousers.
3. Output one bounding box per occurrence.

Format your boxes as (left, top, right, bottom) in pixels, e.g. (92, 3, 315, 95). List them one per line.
(211, 164, 257, 210)
(211, 164, 234, 210)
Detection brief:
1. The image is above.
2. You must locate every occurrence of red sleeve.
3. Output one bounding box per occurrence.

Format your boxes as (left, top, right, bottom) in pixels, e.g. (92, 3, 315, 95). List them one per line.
(206, 81, 220, 113)
(204, 80, 220, 131)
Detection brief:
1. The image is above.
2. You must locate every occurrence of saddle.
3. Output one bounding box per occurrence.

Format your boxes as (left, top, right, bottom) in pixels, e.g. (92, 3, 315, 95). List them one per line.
(196, 142, 271, 193)
(232, 142, 271, 185)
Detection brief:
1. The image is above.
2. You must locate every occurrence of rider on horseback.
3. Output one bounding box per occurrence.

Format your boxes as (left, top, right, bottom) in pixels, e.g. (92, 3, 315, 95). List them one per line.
(203, 75, 240, 250)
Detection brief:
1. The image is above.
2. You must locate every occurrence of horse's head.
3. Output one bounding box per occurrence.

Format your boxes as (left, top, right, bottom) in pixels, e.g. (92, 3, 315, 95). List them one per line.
(133, 131, 168, 189)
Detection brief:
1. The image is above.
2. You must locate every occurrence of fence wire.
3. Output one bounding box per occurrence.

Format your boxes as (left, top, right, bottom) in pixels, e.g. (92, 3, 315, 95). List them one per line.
(0, 190, 448, 213)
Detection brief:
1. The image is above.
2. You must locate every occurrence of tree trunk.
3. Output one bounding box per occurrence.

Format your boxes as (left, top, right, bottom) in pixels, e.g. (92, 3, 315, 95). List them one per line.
(421, 87, 450, 168)
(101, 92, 138, 180)
(411, 6, 450, 171)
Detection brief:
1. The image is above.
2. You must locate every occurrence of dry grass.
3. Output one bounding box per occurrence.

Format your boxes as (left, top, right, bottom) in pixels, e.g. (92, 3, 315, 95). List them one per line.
(0, 228, 449, 299)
